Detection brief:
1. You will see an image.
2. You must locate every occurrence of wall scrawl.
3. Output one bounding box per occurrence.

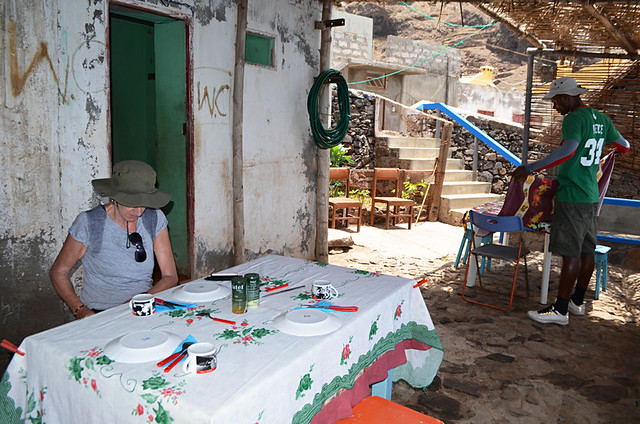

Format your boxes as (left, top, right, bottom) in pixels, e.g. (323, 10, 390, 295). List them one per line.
(194, 67, 232, 124)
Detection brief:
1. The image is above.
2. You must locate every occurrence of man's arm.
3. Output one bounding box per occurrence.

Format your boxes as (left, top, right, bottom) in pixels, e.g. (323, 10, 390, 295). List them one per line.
(512, 139, 579, 182)
(611, 135, 630, 154)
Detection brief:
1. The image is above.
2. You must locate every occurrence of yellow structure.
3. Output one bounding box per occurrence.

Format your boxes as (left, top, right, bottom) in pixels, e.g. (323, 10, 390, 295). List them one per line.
(460, 66, 496, 87)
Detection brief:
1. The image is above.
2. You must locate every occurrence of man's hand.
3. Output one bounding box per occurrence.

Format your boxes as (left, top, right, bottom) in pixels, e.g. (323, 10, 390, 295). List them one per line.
(511, 165, 529, 182)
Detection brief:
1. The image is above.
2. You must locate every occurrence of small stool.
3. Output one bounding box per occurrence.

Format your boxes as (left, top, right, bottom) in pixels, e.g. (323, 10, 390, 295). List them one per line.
(455, 226, 493, 274)
(594, 244, 611, 300)
(336, 396, 444, 424)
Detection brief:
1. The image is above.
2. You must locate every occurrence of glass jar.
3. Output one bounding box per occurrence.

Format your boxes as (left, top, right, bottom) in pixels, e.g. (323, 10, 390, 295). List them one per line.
(245, 273, 261, 309)
(231, 276, 247, 314)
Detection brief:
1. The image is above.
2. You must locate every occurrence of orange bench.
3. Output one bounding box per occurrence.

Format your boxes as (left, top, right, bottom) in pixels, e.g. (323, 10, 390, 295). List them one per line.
(336, 396, 443, 424)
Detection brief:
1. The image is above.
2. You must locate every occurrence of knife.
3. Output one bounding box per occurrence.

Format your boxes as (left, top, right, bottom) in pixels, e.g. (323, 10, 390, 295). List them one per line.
(261, 285, 305, 298)
(302, 305, 359, 312)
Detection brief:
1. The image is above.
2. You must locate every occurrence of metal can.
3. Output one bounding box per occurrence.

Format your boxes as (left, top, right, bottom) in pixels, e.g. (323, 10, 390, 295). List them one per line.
(231, 276, 247, 314)
(245, 273, 261, 309)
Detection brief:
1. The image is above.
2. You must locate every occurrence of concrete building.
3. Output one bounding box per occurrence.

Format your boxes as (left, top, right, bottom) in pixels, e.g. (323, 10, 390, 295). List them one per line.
(1, 0, 324, 342)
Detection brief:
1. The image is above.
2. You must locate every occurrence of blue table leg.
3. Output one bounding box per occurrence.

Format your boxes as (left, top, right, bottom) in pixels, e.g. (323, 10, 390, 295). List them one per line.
(371, 368, 393, 400)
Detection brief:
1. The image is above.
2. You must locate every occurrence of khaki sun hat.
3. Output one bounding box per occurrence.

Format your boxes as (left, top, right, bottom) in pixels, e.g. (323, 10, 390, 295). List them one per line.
(92, 160, 171, 208)
(543, 77, 587, 100)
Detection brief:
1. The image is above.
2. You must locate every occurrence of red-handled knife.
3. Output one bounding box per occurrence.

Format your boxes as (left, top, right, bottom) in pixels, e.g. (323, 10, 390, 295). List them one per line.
(265, 283, 289, 292)
(304, 305, 359, 312)
(157, 341, 193, 367)
(163, 352, 187, 373)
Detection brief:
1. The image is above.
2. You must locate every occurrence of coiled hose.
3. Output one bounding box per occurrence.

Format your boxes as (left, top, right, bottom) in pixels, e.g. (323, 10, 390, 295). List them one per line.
(307, 69, 351, 149)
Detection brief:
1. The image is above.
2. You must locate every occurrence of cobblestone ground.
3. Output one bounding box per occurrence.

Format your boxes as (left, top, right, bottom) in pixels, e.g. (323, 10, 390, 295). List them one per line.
(329, 244, 640, 424)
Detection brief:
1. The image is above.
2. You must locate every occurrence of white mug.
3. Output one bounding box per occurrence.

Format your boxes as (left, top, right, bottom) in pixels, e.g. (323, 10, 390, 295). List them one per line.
(129, 293, 155, 317)
(182, 342, 219, 375)
(312, 280, 338, 300)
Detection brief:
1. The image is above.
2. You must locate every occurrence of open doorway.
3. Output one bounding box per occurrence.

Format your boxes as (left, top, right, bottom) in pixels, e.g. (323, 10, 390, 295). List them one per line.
(109, 4, 191, 279)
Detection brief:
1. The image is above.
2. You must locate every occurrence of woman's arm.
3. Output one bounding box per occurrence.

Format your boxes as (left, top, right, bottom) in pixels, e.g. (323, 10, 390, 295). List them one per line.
(49, 234, 95, 319)
(148, 227, 178, 294)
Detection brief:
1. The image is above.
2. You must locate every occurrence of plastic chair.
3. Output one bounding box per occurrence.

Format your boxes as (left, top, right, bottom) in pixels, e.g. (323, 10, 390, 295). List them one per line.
(594, 244, 611, 300)
(336, 396, 444, 424)
(370, 168, 414, 230)
(462, 210, 529, 311)
(329, 168, 363, 232)
(455, 222, 493, 274)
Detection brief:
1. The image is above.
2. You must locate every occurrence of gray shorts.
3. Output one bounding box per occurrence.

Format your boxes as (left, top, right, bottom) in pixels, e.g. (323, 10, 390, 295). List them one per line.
(550, 201, 598, 258)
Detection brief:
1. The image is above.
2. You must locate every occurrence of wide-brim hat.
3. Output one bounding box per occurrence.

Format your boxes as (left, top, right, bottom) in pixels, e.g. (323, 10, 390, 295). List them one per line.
(543, 77, 587, 100)
(92, 160, 171, 208)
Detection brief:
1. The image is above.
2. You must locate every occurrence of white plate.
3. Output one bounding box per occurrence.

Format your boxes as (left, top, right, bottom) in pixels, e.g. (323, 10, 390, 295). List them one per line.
(103, 330, 183, 363)
(273, 309, 342, 337)
(170, 280, 231, 303)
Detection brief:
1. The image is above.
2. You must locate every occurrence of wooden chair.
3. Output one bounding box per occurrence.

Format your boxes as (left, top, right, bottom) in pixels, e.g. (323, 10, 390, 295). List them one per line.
(329, 167, 363, 232)
(369, 168, 414, 230)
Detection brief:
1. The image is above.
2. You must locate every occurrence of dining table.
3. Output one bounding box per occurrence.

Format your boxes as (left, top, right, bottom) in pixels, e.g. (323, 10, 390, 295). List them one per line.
(0, 254, 443, 424)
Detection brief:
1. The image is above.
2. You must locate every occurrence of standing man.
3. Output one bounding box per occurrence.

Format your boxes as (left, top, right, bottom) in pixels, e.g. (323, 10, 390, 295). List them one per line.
(512, 77, 630, 325)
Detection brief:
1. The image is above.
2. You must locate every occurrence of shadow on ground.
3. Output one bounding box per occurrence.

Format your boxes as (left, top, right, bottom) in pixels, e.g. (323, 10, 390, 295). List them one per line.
(329, 236, 640, 424)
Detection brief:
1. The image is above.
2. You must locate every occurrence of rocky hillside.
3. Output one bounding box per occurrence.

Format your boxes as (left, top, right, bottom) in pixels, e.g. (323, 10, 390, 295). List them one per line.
(342, 1, 533, 88)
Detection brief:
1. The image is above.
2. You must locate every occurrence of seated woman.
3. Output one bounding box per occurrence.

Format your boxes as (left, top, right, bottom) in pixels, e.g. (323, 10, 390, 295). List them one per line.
(50, 160, 178, 319)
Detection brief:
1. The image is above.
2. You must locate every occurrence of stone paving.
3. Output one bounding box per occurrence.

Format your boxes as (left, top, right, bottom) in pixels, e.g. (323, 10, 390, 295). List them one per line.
(328, 223, 640, 424)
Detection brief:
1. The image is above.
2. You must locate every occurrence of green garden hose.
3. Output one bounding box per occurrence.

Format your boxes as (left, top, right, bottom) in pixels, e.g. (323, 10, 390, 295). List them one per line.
(307, 69, 351, 149)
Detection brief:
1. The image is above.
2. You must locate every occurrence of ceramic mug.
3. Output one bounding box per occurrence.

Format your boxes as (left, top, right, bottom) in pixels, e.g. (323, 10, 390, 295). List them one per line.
(312, 280, 338, 300)
(129, 293, 155, 317)
(182, 342, 219, 375)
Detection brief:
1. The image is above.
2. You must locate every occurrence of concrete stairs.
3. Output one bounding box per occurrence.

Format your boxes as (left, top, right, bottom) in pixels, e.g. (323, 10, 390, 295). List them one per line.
(379, 134, 503, 226)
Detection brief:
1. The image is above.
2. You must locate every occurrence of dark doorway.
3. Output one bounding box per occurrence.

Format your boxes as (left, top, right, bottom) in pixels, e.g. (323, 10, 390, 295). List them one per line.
(109, 4, 190, 278)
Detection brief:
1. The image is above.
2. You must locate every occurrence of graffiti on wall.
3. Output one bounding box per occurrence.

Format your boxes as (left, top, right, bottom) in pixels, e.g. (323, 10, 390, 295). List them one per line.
(195, 67, 232, 124)
(8, 22, 106, 104)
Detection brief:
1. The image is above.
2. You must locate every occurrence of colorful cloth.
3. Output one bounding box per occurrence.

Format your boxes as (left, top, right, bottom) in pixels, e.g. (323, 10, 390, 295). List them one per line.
(497, 151, 616, 231)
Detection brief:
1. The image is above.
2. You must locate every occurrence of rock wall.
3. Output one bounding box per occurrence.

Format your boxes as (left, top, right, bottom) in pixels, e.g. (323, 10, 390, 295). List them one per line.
(334, 90, 640, 199)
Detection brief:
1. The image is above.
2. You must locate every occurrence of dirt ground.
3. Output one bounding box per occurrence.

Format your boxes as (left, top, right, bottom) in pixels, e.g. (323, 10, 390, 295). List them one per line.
(328, 223, 640, 424)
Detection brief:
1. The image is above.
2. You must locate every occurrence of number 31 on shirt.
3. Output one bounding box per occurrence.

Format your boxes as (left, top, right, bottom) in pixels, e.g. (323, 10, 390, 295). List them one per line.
(580, 138, 604, 167)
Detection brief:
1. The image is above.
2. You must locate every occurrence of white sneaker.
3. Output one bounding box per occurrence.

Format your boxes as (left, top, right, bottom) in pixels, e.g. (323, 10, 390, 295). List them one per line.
(527, 304, 569, 326)
(568, 299, 585, 316)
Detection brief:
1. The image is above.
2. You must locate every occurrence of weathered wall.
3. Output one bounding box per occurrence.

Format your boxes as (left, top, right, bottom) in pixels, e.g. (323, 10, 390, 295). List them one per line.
(0, 0, 321, 365)
(382, 35, 460, 106)
(456, 83, 525, 123)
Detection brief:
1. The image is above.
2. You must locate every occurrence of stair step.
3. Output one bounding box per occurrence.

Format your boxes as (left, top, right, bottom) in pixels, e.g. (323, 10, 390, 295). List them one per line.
(402, 157, 464, 171)
(441, 181, 492, 195)
(396, 147, 440, 159)
(443, 169, 476, 182)
(385, 136, 439, 149)
(440, 193, 504, 211)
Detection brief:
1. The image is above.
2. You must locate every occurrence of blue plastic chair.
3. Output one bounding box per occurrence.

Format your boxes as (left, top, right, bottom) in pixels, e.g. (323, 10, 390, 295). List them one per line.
(462, 211, 529, 311)
(594, 244, 611, 300)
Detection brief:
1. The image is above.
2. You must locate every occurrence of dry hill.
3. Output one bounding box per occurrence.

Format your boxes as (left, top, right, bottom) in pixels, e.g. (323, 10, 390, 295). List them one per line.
(342, 1, 534, 89)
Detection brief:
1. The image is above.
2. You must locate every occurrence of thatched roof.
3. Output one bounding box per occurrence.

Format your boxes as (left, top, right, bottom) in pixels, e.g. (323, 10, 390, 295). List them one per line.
(338, 1, 640, 57)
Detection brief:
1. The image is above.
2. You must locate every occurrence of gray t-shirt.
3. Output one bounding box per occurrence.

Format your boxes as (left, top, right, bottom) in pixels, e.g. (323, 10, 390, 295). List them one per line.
(69, 205, 168, 310)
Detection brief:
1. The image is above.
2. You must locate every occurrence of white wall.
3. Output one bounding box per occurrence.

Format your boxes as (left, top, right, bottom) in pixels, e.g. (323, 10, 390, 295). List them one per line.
(457, 83, 525, 123)
(0, 0, 321, 339)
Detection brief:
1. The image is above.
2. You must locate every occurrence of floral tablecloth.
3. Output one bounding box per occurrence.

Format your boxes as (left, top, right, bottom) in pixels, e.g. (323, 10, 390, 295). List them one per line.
(1, 255, 442, 424)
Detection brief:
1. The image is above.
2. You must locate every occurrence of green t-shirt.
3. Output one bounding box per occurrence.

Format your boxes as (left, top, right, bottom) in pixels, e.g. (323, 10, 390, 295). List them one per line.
(557, 106, 620, 203)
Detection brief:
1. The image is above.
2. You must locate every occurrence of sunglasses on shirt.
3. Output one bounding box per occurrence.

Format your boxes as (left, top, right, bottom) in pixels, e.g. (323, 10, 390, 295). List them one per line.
(127, 232, 147, 263)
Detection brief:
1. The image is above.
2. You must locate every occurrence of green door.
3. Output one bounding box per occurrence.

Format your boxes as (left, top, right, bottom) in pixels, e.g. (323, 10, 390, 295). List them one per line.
(110, 8, 190, 278)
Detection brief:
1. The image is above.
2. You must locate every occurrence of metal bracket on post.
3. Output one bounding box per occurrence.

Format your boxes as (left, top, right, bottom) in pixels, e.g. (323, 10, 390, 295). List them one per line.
(314, 18, 345, 30)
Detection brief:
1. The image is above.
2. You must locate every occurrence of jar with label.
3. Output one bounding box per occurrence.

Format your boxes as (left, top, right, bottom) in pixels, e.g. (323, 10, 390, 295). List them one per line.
(245, 273, 261, 309)
(231, 276, 247, 314)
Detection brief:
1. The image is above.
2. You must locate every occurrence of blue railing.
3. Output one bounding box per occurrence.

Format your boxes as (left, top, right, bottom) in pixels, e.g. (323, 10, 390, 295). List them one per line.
(416, 102, 522, 166)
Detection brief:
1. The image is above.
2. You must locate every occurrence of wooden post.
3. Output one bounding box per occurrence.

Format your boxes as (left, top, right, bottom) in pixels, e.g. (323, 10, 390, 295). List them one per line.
(427, 122, 452, 221)
(315, 0, 331, 263)
(232, 0, 248, 265)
